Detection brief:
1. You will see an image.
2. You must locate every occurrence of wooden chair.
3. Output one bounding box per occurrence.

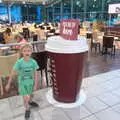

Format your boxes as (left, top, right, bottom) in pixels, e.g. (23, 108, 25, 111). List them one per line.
(31, 42, 49, 88)
(0, 53, 19, 96)
(0, 32, 5, 44)
(33, 34, 38, 42)
(37, 29, 46, 40)
(23, 28, 30, 40)
(102, 36, 115, 55)
(90, 31, 101, 53)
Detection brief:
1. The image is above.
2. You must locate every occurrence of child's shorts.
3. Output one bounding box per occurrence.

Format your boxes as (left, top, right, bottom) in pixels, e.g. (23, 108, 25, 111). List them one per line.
(19, 81, 34, 96)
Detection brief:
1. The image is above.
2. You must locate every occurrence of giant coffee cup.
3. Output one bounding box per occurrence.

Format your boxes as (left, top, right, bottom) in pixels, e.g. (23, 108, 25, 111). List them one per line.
(45, 36, 88, 103)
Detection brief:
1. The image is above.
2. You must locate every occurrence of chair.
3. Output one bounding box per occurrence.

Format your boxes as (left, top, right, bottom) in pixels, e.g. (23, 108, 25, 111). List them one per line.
(32, 34, 38, 51)
(23, 28, 30, 40)
(86, 33, 92, 39)
(0, 32, 5, 44)
(31, 42, 48, 88)
(47, 26, 51, 30)
(33, 34, 38, 42)
(0, 53, 19, 96)
(90, 31, 101, 53)
(102, 36, 115, 55)
(36, 29, 46, 40)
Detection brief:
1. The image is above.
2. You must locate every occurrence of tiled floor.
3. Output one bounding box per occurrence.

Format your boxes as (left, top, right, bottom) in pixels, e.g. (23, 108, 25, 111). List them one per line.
(0, 69, 120, 120)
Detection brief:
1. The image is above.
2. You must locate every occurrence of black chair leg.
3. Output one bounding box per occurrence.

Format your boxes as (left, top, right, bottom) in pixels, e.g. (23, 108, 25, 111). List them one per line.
(45, 66, 49, 86)
(99, 44, 101, 53)
(40, 70, 43, 88)
(114, 46, 115, 55)
(91, 45, 92, 52)
(95, 46, 97, 54)
(102, 47, 104, 55)
(111, 48, 113, 56)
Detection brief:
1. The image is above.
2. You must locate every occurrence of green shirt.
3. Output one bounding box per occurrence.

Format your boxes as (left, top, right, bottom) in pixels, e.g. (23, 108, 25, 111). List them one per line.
(13, 57, 39, 85)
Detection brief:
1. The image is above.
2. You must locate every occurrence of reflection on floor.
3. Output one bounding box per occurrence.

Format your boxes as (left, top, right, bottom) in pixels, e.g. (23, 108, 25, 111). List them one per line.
(84, 49, 120, 78)
(1, 69, 120, 120)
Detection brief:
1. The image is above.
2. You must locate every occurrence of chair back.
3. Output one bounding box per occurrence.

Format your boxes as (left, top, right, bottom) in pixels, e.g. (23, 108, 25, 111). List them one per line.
(47, 26, 51, 30)
(92, 31, 98, 41)
(32, 41, 47, 70)
(23, 28, 30, 39)
(38, 29, 46, 40)
(103, 36, 114, 48)
(0, 53, 19, 76)
(33, 34, 38, 42)
(32, 52, 47, 70)
(0, 32, 5, 44)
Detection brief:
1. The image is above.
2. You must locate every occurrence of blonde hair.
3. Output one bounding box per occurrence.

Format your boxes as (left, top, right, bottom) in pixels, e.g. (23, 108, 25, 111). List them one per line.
(19, 43, 32, 58)
(14, 34, 23, 40)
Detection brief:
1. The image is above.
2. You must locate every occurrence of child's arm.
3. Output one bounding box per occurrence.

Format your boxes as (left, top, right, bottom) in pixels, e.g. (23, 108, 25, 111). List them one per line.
(5, 69, 17, 92)
(33, 70, 39, 91)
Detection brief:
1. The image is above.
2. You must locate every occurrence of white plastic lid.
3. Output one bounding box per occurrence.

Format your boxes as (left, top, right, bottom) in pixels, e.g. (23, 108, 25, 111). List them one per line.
(45, 36, 88, 54)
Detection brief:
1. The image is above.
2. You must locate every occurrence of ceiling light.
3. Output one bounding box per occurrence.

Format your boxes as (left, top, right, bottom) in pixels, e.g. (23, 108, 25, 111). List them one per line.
(22, 1, 26, 4)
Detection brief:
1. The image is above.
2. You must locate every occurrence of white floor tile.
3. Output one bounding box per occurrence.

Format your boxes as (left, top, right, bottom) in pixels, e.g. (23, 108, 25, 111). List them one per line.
(39, 106, 70, 120)
(84, 97, 108, 113)
(112, 103, 120, 113)
(9, 96, 23, 109)
(34, 88, 51, 109)
(32, 111, 42, 120)
(13, 115, 25, 120)
(112, 88, 120, 97)
(62, 106, 88, 120)
(97, 92, 120, 106)
(95, 108, 120, 120)
(79, 106, 92, 120)
(12, 106, 25, 118)
(0, 99, 12, 119)
(62, 105, 92, 120)
(82, 115, 99, 120)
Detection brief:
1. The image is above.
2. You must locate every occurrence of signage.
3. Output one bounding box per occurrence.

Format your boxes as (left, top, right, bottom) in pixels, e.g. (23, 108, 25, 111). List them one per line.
(60, 19, 79, 40)
(108, 3, 120, 14)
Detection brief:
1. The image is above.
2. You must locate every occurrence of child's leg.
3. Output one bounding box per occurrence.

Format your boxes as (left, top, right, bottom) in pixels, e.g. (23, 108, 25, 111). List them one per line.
(23, 95, 31, 110)
(23, 95, 31, 118)
(29, 94, 39, 108)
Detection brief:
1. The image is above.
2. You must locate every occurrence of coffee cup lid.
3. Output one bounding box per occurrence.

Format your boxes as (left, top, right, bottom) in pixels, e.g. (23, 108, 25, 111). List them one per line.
(45, 36, 88, 54)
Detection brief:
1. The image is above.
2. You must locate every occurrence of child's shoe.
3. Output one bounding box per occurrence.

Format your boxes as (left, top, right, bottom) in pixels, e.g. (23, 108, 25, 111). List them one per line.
(29, 101, 39, 108)
(25, 110, 31, 119)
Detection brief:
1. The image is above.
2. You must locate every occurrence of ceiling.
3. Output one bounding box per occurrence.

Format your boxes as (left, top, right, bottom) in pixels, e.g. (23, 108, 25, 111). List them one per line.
(2, 0, 56, 5)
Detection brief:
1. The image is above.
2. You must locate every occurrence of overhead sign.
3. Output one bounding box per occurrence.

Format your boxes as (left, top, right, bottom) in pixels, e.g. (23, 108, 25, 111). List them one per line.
(60, 19, 79, 40)
(108, 3, 120, 14)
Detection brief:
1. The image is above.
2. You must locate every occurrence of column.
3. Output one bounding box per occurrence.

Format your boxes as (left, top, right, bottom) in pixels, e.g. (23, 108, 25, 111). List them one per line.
(37, 6, 41, 23)
(52, 6, 54, 22)
(60, 1, 63, 20)
(84, 0, 87, 21)
(71, 0, 73, 18)
(7, 4, 11, 23)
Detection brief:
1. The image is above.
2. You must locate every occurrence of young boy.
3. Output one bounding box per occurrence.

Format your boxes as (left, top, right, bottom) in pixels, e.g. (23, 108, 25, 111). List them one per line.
(6, 43, 39, 119)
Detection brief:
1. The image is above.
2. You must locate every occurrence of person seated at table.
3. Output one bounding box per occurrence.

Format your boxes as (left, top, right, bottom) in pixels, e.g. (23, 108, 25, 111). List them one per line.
(15, 34, 26, 43)
(3, 28, 13, 44)
(14, 34, 27, 49)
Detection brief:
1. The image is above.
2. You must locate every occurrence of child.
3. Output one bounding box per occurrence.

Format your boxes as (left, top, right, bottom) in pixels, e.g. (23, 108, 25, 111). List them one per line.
(14, 34, 27, 49)
(5, 43, 39, 119)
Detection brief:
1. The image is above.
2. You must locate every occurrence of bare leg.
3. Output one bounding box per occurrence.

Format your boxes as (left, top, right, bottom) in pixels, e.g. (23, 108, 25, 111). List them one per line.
(23, 95, 30, 110)
(23, 95, 31, 119)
